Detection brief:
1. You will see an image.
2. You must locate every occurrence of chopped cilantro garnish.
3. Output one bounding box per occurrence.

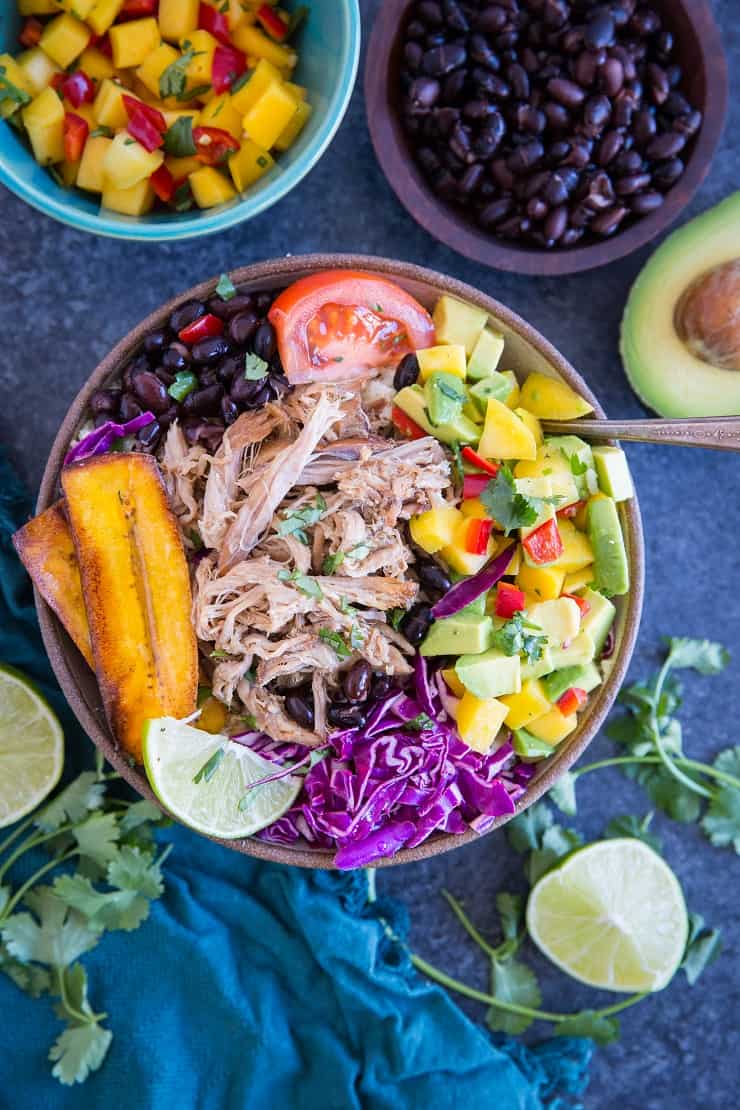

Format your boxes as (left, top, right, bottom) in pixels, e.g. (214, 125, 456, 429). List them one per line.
(318, 628, 352, 659)
(215, 272, 237, 301)
(0, 65, 31, 110)
(493, 612, 548, 664)
(159, 48, 205, 99)
(406, 712, 434, 732)
(480, 466, 538, 535)
(322, 551, 345, 574)
(244, 352, 269, 380)
(163, 116, 196, 156)
(277, 567, 324, 599)
(276, 494, 327, 544)
(389, 608, 405, 631)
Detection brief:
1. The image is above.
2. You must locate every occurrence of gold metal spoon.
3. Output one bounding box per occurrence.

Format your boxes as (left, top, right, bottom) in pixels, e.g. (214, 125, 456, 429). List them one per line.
(540, 416, 740, 452)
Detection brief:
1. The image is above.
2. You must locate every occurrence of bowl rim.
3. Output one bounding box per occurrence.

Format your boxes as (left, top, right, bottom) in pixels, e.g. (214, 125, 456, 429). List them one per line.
(0, 2, 361, 242)
(36, 252, 645, 868)
(364, 0, 728, 275)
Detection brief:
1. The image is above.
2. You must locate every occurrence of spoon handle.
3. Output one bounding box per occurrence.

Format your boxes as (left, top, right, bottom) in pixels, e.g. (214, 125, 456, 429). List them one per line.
(540, 417, 740, 452)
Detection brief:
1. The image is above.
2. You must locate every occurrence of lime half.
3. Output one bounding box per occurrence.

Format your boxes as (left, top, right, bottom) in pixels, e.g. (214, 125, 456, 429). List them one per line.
(142, 717, 303, 839)
(0, 664, 64, 828)
(527, 838, 688, 993)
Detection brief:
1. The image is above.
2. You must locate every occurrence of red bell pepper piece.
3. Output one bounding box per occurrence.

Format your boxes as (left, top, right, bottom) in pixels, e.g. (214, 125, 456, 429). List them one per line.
(122, 95, 166, 133)
(557, 499, 586, 520)
(461, 445, 499, 476)
(211, 43, 248, 94)
(19, 17, 43, 47)
(126, 110, 165, 151)
(150, 163, 176, 203)
(495, 582, 526, 619)
(462, 473, 490, 500)
(522, 518, 564, 565)
(179, 313, 224, 344)
(256, 3, 290, 40)
(556, 687, 588, 716)
(120, 0, 158, 15)
(391, 405, 426, 441)
(50, 73, 66, 93)
(465, 517, 493, 555)
(192, 125, 241, 165)
(62, 70, 95, 108)
(561, 592, 591, 619)
(89, 32, 113, 57)
(63, 112, 89, 163)
(198, 1, 232, 45)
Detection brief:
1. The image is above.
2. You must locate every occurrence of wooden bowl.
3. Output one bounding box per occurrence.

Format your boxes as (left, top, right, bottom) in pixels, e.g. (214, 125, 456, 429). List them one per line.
(36, 254, 644, 867)
(365, 0, 728, 275)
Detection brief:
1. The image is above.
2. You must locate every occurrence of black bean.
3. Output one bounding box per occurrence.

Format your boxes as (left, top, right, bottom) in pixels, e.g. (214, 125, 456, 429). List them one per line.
(119, 394, 142, 422)
(507, 62, 529, 99)
(404, 41, 423, 72)
(597, 128, 624, 165)
(547, 76, 585, 107)
(630, 8, 660, 36)
(400, 603, 433, 646)
(645, 130, 685, 160)
(473, 121, 504, 159)
(458, 163, 485, 194)
(410, 76, 441, 108)
(90, 388, 120, 415)
(285, 693, 315, 730)
(612, 88, 635, 128)
(584, 10, 615, 50)
(157, 405, 179, 430)
(662, 90, 690, 118)
(227, 310, 260, 346)
(561, 226, 584, 246)
(450, 120, 474, 161)
(543, 171, 568, 206)
(543, 204, 567, 243)
(230, 374, 266, 406)
(143, 329, 170, 358)
(646, 62, 669, 105)
(673, 110, 701, 138)
(598, 57, 624, 97)
(544, 100, 570, 129)
(591, 204, 628, 235)
(417, 561, 452, 592)
(371, 674, 395, 700)
(651, 156, 683, 188)
(655, 30, 673, 59)
(463, 99, 496, 121)
(122, 354, 149, 392)
(137, 420, 161, 452)
(215, 355, 241, 383)
(423, 43, 466, 76)
(514, 104, 545, 133)
(208, 293, 254, 321)
(132, 370, 169, 413)
(508, 139, 544, 173)
(574, 51, 600, 88)
(561, 26, 584, 54)
(182, 417, 224, 452)
(543, 0, 568, 29)
(328, 704, 367, 729)
(547, 139, 571, 164)
(631, 108, 656, 146)
(583, 93, 611, 134)
(527, 197, 548, 220)
(418, 0, 443, 25)
(251, 383, 274, 408)
(569, 201, 594, 228)
(614, 171, 651, 195)
(154, 366, 175, 387)
(169, 300, 206, 335)
(441, 69, 466, 103)
(394, 353, 420, 390)
(253, 321, 277, 362)
(563, 138, 593, 169)
(629, 190, 664, 215)
(584, 170, 615, 210)
(221, 396, 238, 426)
(182, 384, 223, 415)
(343, 660, 372, 703)
(479, 196, 514, 226)
(665, 63, 682, 88)
(612, 149, 644, 175)
(489, 157, 516, 191)
(192, 336, 231, 366)
(162, 343, 191, 372)
(255, 291, 276, 314)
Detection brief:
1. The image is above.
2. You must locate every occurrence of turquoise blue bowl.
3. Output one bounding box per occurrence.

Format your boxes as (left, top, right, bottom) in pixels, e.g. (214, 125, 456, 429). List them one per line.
(0, 2, 360, 240)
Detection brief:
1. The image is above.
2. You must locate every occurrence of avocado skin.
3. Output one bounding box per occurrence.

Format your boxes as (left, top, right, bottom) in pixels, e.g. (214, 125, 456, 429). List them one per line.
(620, 192, 740, 417)
(586, 498, 629, 597)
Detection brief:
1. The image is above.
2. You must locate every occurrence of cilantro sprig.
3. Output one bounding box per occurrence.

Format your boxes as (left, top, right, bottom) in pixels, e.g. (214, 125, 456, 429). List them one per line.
(0, 65, 31, 111)
(492, 611, 548, 665)
(158, 46, 204, 100)
(480, 465, 560, 535)
(276, 494, 327, 544)
(0, 761, 169, 1085)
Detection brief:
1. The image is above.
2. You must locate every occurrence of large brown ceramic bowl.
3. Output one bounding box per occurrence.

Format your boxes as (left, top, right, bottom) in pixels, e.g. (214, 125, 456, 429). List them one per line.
(36, 254, 644, 868)
(365, 0, 728, 275)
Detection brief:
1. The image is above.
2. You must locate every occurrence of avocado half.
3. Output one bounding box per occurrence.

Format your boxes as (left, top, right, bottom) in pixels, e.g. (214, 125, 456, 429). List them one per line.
(620, 192, 740, 417)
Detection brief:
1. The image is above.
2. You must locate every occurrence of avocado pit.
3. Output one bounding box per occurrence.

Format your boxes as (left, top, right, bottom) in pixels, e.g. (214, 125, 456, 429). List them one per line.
(675, 260, 740, 371)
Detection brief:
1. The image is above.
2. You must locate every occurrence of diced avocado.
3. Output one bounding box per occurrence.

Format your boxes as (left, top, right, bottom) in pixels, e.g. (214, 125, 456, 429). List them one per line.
(592, 446, 634, 502)
(527, 598, 581, 646)
(579, 587, 616, 654)
(546, 434, 594, 470)
(513, 729, 555, 762)
(549, 631, 597, 670)
(467, 327, 505, 380)
(394, 385, 479, 445)
(586, 497, 629, 596)
(469, 372, 515, 414)
(425, 371, 465, 426)
(542, 662, 602, 703)
(455, 648, 521, 699)
(433, 294, 488, 356)
(458, 592, 488, 617)
(515, 477, 555, 537)
(420, 612, 494, 656)
(521, 648, 554, 680)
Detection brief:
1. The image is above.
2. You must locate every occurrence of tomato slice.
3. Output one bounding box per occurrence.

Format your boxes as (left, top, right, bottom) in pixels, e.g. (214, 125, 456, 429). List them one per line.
(268, 271, 436, 384)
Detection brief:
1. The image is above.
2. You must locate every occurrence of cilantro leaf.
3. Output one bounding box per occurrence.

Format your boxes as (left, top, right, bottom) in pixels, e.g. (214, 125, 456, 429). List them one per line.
(664, 637, 729, 675)
(276, 494, 327, 543)
(507, 802, 553, 855)
(89, 125, 113, 139)
(277, 567, 324, 599)
(49, 1022, 112, 1086)
(2, 888, 102, 968)
(72, 812, 121, 869)
(486, 958, 541, 1035)
(492, 611, 547, 664)
(389, 608, 405, 631)
(244, 352, 269, 380)
(119, 799, 163, 835)
(0, 942, 51, 997)
(450, 441, 465, 483)
(495, 892, 524, 942)
(163, 115, 196, 156)
(480, 466, 538, 535)
(604, 813, 662, 853)
(680, 913, 722, 985)
(568, 453, 588, 476)
(53, 875, 150, 933)
(35, 773, 105, 832)
(318, 628, 352, 659)
(700, 787, 740, 853)
(405, 712, 434, 732)
(0, 65, 31, 110)
(554, 1011, 621, 1045)
(528, 824, 583, 885)
(215, 272, 237, 300)
(322, 551, 345, 574)
(159, 48, 203, 99)
(548, 771, 577, 816)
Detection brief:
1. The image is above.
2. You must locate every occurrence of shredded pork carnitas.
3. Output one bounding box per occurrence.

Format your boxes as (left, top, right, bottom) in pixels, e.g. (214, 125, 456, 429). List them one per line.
(160, 383, 451, 745)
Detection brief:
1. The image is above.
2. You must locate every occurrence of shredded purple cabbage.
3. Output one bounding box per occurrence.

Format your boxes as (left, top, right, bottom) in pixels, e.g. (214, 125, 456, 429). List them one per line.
(600, 628, 616, 660)
(431, 543, 515, 619)
(64, 411, 156, 466)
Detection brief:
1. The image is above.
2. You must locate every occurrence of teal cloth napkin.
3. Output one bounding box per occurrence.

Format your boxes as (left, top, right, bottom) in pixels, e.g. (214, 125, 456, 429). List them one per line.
(0, 453, 592, 1109)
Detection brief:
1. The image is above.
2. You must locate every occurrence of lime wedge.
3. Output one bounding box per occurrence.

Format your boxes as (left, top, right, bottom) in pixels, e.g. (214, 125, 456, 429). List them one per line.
(526, 838, 688, 993)
(0, 664, 64, 828)
(142, 717, 302, 839)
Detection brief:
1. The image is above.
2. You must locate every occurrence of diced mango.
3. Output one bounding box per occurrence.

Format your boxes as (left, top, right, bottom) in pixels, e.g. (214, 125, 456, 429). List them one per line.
(161, 107, 200, 129)
(441, 667, 466, 698)
(456, 692, 509, 754)
(232, 24, 297, 71)
(189, 165, 237, 208)
(19, 0, 60, 12)
(520, 372, 594, 420)
(409, 506, 463, 554)
(274, 97, 312, 152)
(197, 696, 229, 735)
(527, 709, 578, 745)
(66, 0, 97, 20)
(500, 679, 551, 730)
(514, 444, 580, 507)
(12, 502, 93, 668)
(63, 99, 96, 128)
(78, 46, 115, 81)
(87, 0, 125, 36)
(22, 87, 65, 165)
(17, 47, 62, 95)
(0, 55, 33, 119)
(563, 567, 595, 593)
(76, 134, 112, 192)
(136, 42, 180, 99)
(178, 30, 219, 91)
(513, 407, 543, 446)
(228, 138, 274, 192)
(109, 17, 160, 69)
(432, 295, 488, 356)
(103, 131, 163, 189)
(199, 94, 242, 142)
(503, 544, 521, 576)
(62, 454, 197, 761)
(528, 598, 581, 646)
(515, 477, 555, 538)
(549, 519, 594, 575)
(165, 153, 202, 178)
(284, 81, 307, 101)
(93, 78, 135, 129)
(460, 497, 489, 520)
(478, 398, 537, 461)
(220, 0, 251, 32)
(441, 519, 497, 576)
(243, 80, 298, 150)
(60, 157, 80, 186)
(102, 178, 155, 215)
(40, 13, 91, 68)
(517, 562, 565, 602)
(159, 0, 199, 42)
(230, 59, 282, 115)
(416, 344, 467, 382)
